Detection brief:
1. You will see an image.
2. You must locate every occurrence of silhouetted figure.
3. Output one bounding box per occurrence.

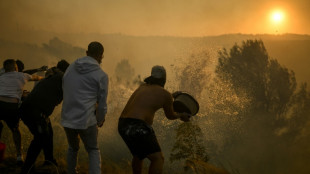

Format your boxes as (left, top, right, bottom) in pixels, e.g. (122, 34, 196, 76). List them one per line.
(61, 42, 108, 174)
(118, 65, 190, 174)
(19, 60, 69, 174)
(45, 59, 69, 77)
(0, 59, 43, 164)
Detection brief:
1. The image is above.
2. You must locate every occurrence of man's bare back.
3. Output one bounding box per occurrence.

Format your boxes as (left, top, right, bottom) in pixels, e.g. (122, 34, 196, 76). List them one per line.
(118, 65, 190, 174)
(120, 84, 177, 125)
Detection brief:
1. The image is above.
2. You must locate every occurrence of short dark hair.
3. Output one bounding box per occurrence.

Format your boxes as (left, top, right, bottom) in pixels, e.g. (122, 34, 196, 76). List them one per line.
(87, 42, 104, 57)
(144, 76, 166, 87)
(57, 59, 70, 72)
(16, 59, 24, 72)
(3, 59, 16, 72)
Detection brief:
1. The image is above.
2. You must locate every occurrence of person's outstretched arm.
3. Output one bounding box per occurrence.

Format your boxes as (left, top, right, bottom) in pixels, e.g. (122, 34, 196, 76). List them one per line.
(23, 65, 48, 75)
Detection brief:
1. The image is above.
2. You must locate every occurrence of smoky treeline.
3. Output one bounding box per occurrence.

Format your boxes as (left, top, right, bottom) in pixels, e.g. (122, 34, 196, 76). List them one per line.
(0, 37, 85, 70)
(0, 35, 310, 174)
(179, 40, 310, 174)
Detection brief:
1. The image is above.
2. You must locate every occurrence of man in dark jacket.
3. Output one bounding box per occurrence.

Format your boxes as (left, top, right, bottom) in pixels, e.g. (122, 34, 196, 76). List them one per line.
(19, 60, 69, 174)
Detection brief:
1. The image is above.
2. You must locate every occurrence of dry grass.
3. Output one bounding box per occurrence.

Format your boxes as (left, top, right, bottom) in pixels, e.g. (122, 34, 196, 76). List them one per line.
(0, 155, 131, 174)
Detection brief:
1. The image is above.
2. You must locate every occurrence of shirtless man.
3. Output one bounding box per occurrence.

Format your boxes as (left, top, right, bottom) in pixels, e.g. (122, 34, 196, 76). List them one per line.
(118, 65, 190, 174)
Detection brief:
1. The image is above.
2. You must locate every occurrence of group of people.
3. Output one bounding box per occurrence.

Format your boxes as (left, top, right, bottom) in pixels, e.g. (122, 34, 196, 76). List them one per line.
(0, 41, 191, 174)
(0, 57, 69, 174)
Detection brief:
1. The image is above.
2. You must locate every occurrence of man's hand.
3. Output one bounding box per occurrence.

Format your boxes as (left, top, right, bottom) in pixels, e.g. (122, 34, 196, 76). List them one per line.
(172, 91, 182, 99)
(39, 65, 48, 71)
(179, 112, 191, 122)
(97, 119, 105, 127)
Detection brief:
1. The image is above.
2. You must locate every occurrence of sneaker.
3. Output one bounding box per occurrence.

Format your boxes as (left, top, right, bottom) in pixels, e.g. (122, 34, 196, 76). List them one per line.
(16, 155, 24, 165)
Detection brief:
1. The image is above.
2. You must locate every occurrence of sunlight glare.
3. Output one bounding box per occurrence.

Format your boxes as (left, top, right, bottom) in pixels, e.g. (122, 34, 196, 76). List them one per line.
(271, 10, 285, 24)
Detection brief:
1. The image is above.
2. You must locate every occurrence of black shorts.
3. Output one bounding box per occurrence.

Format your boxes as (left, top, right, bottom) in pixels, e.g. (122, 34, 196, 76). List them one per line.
(118, 117, 161, 160)
(0, 101, 20, 130)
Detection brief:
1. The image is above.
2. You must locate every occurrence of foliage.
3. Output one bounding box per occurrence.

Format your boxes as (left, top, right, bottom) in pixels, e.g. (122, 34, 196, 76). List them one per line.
(216, 40, 269, 110)
(114, 59, 135, 85)
(169, 52, 211, 169)
(266, 59, 296, 117)
(216, 39, 297, 118)
(214, 39, 310, 173)
(170, 121, 209, 163)
(286, 83, 310, 138)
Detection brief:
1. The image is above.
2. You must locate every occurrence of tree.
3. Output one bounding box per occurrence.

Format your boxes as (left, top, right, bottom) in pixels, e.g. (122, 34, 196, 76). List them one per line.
(214, 39, 310, 173)
(170, 52, 210, 170)
(114, 59, 135, 85)
(216, 40, 269, 111)
(266, 59, 296, 118)
(287, 83, 310, 138)
(170, 121, 209, 163)
(216, 40, 297, 119)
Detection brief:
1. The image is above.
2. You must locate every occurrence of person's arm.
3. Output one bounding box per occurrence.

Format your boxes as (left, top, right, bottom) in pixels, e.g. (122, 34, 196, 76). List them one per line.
(29, 74, 44, 81)
(163, 92, 190, 122)
(23, 66, 48, 75)
(23, 73, 43, 81)
(96, 74, 109, 127)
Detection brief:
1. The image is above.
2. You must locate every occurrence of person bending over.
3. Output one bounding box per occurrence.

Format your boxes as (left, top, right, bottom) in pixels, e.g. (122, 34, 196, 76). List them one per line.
(19, 60, 69, 174)
(118, 65, 190, 174)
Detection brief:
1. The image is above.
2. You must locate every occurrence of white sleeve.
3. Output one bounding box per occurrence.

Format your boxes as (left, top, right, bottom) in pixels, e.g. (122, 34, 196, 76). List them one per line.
(23, 73, 32, 81)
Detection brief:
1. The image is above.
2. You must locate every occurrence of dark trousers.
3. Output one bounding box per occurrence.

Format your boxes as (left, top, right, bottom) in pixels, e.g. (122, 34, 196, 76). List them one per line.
(0, 101, 20, 134)
(20, 105, 54, 173)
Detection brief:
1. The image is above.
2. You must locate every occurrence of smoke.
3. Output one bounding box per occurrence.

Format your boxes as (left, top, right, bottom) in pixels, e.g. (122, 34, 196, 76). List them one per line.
(2, 0, 309, 37)
(1, 34, 310, 173)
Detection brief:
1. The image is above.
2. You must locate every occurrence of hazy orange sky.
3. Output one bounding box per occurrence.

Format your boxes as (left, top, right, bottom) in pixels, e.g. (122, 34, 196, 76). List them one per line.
(0, 0, 309, 37)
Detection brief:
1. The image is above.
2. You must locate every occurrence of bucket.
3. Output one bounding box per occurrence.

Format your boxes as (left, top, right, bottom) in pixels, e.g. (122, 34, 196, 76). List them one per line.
(173, 92, 199, 116)
(0, 141, 6, 162)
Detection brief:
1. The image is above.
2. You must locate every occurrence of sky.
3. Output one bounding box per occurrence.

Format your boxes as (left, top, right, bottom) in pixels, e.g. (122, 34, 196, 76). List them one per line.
(0, 0, 310, 37)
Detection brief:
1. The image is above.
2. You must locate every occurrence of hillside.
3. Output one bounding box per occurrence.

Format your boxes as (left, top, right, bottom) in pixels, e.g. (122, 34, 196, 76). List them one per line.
(0, 32, 309, 85)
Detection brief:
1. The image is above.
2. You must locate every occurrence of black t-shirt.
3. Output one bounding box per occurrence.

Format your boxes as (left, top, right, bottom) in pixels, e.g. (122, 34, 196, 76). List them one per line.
(23, 71, 64, 116)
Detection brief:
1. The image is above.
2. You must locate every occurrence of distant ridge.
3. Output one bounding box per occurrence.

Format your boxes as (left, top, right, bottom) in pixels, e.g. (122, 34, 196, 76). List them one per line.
(0, 30, 309, 84)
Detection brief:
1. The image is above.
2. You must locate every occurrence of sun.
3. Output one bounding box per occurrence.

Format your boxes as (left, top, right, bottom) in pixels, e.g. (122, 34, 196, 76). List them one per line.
(271, 10, 285, 24)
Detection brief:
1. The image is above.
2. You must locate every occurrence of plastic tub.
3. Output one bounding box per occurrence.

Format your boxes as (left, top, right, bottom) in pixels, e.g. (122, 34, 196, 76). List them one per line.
(173, 92, 199, 116)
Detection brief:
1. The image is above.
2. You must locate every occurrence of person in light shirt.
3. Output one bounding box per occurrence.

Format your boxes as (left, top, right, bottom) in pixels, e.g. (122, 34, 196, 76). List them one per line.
(0, 59, 43, 164)
(61, 42, 108, 174)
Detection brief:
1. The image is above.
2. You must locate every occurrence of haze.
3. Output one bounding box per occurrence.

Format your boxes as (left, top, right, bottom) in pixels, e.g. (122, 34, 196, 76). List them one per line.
(1, 0, 310, 37)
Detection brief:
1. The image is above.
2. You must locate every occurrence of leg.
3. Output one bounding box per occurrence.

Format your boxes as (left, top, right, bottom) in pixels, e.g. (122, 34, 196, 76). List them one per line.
(147, 152, 164, 174)
(21, 112, 48, 173)
(1, 102, 22, 160)
(21, 134, 44, 174)
(42, 118, 56, 164)
(132, 156, 143, 174)
(11, 127, 22, 157)
(64, 127, 80, 174)
(79, 125, 101, 174)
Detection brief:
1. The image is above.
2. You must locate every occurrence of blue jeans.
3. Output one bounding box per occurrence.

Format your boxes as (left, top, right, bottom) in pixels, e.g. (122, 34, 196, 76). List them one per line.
(64, 125, 101, 174)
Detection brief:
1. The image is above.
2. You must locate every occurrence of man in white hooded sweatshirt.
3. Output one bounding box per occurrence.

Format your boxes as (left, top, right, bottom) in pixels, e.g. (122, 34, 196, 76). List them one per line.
(61, 41, 108, 174)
